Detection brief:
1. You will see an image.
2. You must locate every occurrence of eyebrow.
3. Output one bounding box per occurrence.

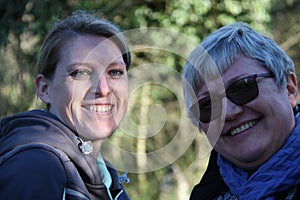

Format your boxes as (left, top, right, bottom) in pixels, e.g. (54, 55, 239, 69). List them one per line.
(65, 62, 92, 69)
(108, 61, 126, 67)
(66, 61, 126, 69)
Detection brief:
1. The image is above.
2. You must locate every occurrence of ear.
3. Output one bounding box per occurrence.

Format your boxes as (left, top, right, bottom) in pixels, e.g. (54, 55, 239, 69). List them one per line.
(286, 72, 298, 108)
(36, 74, 51, 104)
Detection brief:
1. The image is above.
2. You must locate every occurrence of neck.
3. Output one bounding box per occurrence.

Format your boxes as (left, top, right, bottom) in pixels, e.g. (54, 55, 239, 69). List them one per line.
(91, 140, 102, 158)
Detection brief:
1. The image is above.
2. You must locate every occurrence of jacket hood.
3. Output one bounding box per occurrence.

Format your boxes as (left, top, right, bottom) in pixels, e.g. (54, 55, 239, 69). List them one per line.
(0, 110, 102, 185)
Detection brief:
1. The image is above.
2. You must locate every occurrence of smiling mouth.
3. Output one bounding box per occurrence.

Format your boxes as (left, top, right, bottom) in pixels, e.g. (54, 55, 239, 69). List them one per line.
(229, 119, 259, 136)
(86, 105, 112, 113)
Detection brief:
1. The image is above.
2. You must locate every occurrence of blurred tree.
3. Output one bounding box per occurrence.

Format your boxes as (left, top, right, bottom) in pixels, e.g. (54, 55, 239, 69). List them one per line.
(0, 0, 73, 116)
(1, 1, 298, 200)
(99, 1, 272, 199)
(270, 0, 300, 74)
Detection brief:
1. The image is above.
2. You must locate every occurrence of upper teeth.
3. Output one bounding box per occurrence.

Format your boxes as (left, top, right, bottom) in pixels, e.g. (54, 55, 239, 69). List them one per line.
(230, 120, 258, 136)
(88, 105, 112, 113)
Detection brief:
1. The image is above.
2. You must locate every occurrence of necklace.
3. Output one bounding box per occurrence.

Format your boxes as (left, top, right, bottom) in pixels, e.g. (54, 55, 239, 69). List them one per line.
(77, 137, 93, 155)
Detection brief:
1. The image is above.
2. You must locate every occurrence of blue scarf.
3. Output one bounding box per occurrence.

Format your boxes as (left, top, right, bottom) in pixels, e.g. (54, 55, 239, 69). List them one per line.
(218, 114, 300, 200)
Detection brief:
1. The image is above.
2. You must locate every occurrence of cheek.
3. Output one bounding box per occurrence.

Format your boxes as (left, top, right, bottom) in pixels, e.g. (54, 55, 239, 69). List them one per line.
(260, 88, 291, 116)
(202, 121, 224, 146)
(51, 83, 85, 113)
(116, 81, 129, 101)
(200, 123, 209, 132)
(69, 81, 91, 99)
(123, 89, 129, 103)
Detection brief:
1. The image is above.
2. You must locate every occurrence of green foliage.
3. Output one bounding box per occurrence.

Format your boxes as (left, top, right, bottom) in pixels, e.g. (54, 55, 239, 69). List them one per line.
(0, 0, 72, 116)
(270, 0, 300, 71)
(1, 0, 299, 199)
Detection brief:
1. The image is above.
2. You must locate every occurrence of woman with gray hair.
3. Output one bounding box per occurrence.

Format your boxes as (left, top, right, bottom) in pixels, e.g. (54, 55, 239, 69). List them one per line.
(0, 10, 131, 199)
(183, 22, 300, 199)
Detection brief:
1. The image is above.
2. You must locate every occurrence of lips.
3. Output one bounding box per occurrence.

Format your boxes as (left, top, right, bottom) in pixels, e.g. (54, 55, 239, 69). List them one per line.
(228, 119, 259, 136)
(86, 105, 112, 113)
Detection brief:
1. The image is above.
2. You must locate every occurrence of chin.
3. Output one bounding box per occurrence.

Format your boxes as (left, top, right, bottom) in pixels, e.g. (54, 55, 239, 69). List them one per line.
(94, 129, 115, 140)
(230, 153, 267, 170)
(76, 127, 114, 141)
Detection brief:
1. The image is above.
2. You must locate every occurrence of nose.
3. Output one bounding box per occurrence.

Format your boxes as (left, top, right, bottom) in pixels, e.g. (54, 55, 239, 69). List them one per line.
(222, 97, 243, 121)
(95, 75, 111, 97)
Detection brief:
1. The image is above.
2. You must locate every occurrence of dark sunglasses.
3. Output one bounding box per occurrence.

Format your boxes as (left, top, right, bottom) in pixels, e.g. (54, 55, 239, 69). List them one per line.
(190, 72, 274, 123)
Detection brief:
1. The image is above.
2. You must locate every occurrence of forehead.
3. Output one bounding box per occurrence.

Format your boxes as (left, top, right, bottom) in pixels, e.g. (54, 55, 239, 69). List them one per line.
(221, 55, 267, 81)
(59, 35, 123, 66)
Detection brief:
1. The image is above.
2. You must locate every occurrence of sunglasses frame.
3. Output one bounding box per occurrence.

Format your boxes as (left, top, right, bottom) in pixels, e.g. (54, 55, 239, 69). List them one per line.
(190, 72, 274, 123)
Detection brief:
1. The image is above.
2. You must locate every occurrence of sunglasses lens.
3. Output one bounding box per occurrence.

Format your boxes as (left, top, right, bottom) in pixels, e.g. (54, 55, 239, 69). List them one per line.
(190, 74, 268, 123)
(226, 76, 259, 105)
(190, 97, 222, 123)
(199, 98, 212, 123)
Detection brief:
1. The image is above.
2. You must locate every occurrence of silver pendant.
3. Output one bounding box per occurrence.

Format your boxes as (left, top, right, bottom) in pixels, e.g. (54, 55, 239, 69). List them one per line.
(77, 137, 93, 155)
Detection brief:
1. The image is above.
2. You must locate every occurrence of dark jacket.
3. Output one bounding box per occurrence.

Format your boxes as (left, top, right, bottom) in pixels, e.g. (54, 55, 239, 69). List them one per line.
(0, 110, 130, 200)
(190, 150, 300, 200)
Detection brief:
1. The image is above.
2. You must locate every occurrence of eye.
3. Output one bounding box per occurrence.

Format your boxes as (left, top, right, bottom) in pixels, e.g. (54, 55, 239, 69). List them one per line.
(69, 69, 91, 79)
(109, 69, 125, 78)
(228, 77, 256, 92)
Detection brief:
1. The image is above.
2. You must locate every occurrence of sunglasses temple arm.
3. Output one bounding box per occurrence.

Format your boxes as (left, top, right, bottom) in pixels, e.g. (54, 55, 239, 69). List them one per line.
(293, 104, 299, 115)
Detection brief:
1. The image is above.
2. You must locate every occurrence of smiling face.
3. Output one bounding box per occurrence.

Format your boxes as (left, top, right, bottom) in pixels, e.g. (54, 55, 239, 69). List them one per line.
(198, 55, 298, 170)
(37, 35, 128, 142)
